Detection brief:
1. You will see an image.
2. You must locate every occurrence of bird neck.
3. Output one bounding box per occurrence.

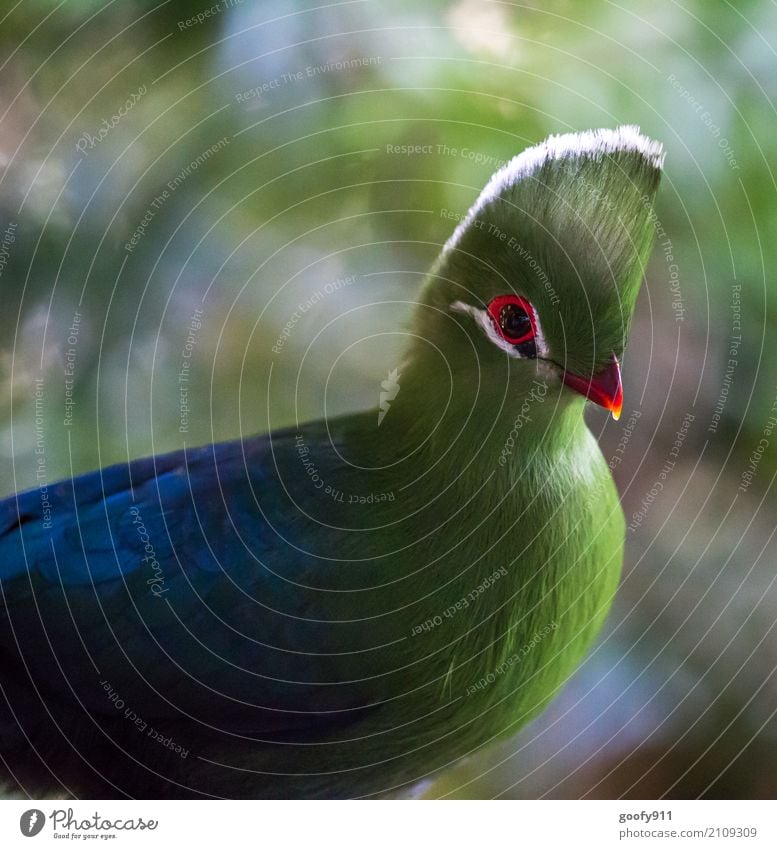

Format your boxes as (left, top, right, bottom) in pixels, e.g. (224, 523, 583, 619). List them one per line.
(371, 346, 588, 474)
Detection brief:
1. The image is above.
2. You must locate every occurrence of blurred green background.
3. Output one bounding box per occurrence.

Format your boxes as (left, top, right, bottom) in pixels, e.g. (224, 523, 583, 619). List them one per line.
(1, 0, 776, 798)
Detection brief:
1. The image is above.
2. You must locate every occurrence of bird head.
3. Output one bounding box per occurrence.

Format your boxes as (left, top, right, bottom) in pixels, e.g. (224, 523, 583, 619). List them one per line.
(412, 126, 664, 423)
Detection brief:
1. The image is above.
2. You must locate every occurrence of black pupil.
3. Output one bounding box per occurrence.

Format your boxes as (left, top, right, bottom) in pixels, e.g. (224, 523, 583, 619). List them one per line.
(499, 304, 532, 341)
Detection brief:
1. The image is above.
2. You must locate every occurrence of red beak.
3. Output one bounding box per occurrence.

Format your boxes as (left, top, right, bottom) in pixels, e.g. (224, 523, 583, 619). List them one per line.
(562, 354, 623, 420)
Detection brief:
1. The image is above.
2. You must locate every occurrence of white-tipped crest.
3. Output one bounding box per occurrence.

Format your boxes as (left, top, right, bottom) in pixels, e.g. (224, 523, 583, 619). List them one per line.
(445, 125, 665, 254)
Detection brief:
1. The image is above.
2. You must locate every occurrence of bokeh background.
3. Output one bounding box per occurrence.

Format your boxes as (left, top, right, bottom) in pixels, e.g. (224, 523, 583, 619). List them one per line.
(1, 0, 776, 798)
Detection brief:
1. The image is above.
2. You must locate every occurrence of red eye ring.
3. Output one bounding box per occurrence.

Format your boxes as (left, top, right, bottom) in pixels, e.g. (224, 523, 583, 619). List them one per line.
(487, 295, 537, 345)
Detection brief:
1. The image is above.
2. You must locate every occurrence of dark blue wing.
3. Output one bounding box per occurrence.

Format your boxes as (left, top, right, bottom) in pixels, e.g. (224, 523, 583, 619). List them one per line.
(0, 422, 380, 741)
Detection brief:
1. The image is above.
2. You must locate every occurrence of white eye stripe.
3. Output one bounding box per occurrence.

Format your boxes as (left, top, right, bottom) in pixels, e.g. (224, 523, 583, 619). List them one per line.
(450, 300, 521, 357)
(450, 300, 549, 359)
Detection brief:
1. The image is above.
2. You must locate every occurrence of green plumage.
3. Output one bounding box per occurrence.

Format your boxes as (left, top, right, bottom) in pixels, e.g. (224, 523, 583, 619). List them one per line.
(331, 125, 665, 794)
(0, 127, 663, 799)
(246, 126, 665, 796)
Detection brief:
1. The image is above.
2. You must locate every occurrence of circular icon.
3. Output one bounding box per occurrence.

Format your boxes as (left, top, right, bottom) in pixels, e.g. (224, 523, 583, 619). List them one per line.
(19, 810, 45, 837)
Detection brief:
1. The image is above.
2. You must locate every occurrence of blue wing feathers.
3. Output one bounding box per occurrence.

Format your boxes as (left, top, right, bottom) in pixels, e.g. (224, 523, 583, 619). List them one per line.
(0, 437, 263, 585)
(0, 424, 380, 748)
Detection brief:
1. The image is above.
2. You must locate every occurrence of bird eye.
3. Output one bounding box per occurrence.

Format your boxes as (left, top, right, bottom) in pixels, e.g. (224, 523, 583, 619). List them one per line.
(500, 304, 532, 340)
(486, 295, 537, 356)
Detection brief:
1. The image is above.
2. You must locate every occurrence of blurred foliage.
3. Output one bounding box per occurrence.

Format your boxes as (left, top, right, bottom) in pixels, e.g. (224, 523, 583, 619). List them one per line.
(1, 0, 776, 798)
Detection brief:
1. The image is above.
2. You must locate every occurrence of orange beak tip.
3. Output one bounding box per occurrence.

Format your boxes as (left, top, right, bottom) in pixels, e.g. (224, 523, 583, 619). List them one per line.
(562, 354, 624, 419)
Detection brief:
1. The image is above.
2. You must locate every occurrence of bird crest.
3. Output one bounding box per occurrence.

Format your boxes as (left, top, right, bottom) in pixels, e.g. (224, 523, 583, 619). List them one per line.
(377, 368, 401, 425)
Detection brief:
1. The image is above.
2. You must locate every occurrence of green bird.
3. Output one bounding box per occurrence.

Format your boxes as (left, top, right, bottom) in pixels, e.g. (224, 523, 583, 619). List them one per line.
(0, 126, 662, 799)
